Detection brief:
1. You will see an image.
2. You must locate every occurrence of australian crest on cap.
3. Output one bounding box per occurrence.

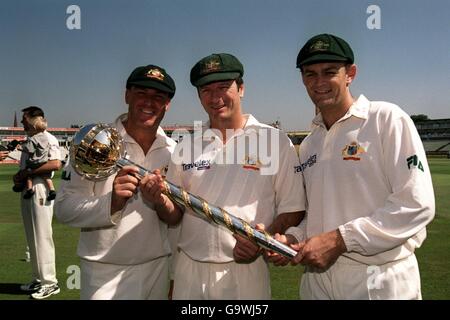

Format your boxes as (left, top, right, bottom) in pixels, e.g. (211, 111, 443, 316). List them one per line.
(146, 68, 165, 81)
(310, 40, 330, 52)
(201, 59, 221, 75)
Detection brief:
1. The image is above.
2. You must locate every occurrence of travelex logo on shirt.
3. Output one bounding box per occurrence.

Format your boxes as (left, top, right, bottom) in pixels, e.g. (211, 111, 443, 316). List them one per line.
(182, 159, 211, 171)
(182, 156, 264, 172)
(171, 120, 281, 175)
(342, 141, 366, 161)
(295, 154, 317, 172)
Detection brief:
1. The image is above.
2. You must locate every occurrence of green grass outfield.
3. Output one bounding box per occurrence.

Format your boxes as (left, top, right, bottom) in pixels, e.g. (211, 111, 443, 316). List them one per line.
(0, 159, 449, 300)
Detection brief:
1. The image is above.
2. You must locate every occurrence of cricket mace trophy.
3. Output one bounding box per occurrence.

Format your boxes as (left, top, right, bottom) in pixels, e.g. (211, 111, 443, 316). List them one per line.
(70, 123, 297, 258)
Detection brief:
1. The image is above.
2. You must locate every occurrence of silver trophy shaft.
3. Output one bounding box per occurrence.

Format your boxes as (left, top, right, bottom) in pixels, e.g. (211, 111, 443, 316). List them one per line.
(116, 158, 149, 179)
(116, 157, 297, 258)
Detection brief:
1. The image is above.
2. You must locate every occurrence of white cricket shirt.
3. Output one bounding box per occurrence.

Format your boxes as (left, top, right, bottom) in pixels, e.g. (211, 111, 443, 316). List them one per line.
(20, 131, 62, 172)
(167, 114, 305, 263)
(289, 95, 435, 265)
(55, 114, 177, 265)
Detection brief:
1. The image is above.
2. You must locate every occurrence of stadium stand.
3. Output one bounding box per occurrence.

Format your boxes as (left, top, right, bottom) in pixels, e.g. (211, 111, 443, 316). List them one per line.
(415, 118, 450, 158)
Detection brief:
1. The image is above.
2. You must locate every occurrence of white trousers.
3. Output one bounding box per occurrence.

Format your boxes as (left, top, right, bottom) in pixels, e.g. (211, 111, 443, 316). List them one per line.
(173, 250, 271, 300)
(300, 254, 422, 300)
(80, 256, 169, 300)
(21, 180, 57, 286)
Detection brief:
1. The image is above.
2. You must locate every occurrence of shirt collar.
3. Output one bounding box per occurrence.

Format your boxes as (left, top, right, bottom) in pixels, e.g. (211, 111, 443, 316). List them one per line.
(200, 114, 262, 141)
(114, 113, 174, 150)
(349, 94, 370, 120)
(243, 114, 260, 128)
(311, 94, 370, 128)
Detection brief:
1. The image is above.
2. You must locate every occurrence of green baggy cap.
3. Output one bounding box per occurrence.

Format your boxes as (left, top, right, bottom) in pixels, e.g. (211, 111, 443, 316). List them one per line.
(296, 34, 354, 68)
(190, 53, 244, 87)
(126, 65, 176, 98)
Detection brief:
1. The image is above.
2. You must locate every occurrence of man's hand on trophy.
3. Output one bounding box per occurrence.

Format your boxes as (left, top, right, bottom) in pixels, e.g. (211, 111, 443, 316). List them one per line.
(264, 233, 298, 266)
(233, 223, 266, 263)
(111, 165, 140, 214)
(290, 230, 347, 270)
(140, 169, 183, 226)
(233, 234, 260, 263)
(140, 169, 167, 206)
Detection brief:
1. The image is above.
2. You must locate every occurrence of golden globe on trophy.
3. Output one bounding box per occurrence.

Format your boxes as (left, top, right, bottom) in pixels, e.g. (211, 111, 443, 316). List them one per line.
(70, 123, 297, 258)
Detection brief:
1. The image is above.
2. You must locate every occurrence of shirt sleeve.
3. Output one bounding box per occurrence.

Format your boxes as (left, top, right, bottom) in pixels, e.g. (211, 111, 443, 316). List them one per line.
(54, 160, 118, 228)
(23, 139, 35, 155)
(47, 133, 62, 161)
(273, 133, 306, 215)
(286, 215, 308, 242)
(339, 108, 435, 256)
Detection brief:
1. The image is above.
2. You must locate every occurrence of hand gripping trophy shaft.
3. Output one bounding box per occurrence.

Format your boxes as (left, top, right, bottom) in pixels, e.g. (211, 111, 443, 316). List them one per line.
(116, 157, 297, 258)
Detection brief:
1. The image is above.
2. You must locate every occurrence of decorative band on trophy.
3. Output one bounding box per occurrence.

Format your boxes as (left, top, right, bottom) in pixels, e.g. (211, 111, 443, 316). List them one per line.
(221, 209, 235, 233)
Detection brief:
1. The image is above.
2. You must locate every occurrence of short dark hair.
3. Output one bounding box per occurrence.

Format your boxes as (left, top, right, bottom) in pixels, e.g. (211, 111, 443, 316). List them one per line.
(22, 106, 44, 118)
(300, 62, 353, 73)
(197, 77, 244, 94)
(235, 76, 244, 87)
(126, 85, 170, 98)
